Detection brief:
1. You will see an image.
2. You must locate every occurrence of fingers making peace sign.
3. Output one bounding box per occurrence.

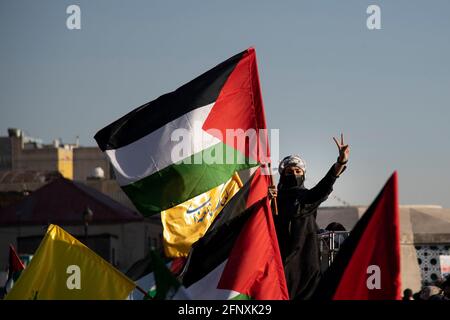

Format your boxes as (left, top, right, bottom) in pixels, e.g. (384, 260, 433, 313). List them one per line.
(333, 133, 350, 164)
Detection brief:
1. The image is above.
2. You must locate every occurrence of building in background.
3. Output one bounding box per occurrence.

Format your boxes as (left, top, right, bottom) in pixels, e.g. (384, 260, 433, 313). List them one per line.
(0, 128, 163, 277)
(73, 146, 112, 181)
(0, 128, 128, 207)
(0, 128, 74, 179)
(0, 177, 163, 273)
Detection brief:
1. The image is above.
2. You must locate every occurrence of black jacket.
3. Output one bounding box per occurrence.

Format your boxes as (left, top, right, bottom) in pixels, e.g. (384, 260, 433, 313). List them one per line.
(275, 165, 340, 300)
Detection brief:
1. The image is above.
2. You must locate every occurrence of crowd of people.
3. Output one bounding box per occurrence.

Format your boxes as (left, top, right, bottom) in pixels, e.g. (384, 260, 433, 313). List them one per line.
(402, 277, 450, 300)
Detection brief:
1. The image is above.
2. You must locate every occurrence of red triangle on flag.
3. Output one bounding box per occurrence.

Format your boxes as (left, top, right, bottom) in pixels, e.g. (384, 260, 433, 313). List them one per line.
(314, 171, 402, 300)
(217, 172, 288, 300)
(202, 48, 270, 165)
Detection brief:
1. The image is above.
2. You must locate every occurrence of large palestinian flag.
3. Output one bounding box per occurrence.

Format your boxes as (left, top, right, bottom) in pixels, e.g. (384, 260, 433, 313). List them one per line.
(313, 172, 401, 300)
(94, 48, 269, 216)
(179, 168, 288, 300)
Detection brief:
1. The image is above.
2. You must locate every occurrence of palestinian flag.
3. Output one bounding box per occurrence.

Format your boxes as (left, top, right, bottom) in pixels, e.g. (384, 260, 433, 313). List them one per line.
(94, 48, 270, 216)
(313, 172, 401, 300)
(149, 250, 191, 300)
(126, 252, 186, 300)
(179, 168, 288, 300)
(4, 244, 25, 293)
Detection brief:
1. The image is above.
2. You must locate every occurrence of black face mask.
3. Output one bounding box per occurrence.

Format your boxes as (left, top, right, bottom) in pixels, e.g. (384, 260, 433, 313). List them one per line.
(279, 174, 304, 189)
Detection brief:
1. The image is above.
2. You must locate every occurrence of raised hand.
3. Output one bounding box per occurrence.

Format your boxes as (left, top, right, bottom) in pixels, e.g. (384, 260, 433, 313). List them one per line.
(333, 133, 350, 164)
(268, 185, 277, 200)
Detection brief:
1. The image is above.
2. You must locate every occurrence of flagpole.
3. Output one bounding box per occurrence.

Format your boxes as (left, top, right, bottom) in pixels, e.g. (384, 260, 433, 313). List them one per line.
(135, 284, 149, 297)
(267, 163, 278, 215)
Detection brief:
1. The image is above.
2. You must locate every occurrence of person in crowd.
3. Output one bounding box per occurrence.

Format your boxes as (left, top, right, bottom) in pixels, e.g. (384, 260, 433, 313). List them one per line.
(268, 134, 350, 300)
(419, 285, 442, 300)
(402, 288, 414, 300)
(441, 277, 450, 300)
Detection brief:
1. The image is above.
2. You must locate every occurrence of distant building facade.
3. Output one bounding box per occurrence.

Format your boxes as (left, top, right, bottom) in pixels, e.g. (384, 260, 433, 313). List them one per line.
(73, 147, 112, 181)
(0, 177, 163, 274)
(0, 129, 162, 276)
(0, 128, 74, 179)
(0, 128, 126, 206)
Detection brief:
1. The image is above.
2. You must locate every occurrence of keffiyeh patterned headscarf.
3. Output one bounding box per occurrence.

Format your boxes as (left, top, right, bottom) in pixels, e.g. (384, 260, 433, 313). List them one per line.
(278, 155, 306, 175)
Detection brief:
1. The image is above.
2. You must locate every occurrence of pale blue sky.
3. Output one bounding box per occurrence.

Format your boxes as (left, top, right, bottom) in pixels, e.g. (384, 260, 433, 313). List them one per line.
(1, 0, 449, 207)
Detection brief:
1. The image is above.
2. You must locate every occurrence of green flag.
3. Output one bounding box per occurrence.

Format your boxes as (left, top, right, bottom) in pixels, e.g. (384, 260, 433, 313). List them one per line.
(150, 250, 191, 300)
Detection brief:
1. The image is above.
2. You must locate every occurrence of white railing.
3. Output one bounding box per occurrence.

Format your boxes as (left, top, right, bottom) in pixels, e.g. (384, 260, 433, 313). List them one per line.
(318, 231, 350, 269)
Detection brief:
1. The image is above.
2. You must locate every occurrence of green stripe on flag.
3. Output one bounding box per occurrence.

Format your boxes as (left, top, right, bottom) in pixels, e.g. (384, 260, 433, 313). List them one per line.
(122, 142, 258, 216)
(150, 250, 181, 300)
(231, 293, 251, 300)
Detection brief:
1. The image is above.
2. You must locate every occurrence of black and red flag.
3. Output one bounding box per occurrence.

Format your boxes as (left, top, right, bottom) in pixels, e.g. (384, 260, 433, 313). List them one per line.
(313, 172, 401, 300)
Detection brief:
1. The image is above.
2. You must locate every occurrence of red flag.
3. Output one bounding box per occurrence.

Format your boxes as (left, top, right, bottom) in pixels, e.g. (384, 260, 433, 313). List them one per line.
(180, 168, 288, 300)
(8, 244, 25, 275)
(217, 196, 288, 299)
(5, 244, 25, 291)
(314, 172, 401, 300)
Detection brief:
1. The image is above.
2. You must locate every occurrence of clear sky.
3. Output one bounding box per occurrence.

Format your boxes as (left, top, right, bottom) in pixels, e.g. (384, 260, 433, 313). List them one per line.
(1, 0, 449, 207)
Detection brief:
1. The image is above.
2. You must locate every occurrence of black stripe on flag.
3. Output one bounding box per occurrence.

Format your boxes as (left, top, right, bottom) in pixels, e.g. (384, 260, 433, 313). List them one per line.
(94, 50, 246, 151)
(125, 251, 156, 281)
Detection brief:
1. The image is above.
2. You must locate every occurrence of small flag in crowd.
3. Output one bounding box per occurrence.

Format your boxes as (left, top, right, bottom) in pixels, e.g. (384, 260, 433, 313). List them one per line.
(149, 250, 191, 300)
(125, 251, 186, 300)
(5, 224, 136, 300)
(125, 250, 158, 299)
(3, 245, 25, 293)
(313, 172, 401, 300)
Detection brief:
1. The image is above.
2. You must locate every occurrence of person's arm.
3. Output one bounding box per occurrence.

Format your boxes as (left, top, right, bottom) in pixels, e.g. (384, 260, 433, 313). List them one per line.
(305, 134, 350, 203)
(305, 165, 338, 204)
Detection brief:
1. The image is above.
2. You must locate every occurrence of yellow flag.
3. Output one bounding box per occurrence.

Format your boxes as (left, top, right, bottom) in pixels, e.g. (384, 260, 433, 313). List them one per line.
(161, 172, 243, 258)
(5, 224, 135, 300)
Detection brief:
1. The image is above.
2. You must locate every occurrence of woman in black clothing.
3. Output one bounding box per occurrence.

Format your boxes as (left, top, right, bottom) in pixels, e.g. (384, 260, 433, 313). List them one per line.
(269, 134, 350, 300)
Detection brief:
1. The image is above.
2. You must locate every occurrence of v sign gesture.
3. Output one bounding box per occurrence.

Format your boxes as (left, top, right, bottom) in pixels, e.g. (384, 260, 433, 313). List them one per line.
(333, 133, 350, 176)
(333, 133, 350, 164)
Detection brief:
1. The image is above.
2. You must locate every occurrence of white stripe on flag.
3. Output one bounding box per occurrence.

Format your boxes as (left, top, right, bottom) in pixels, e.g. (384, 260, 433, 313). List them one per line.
(184, 260, 241, 300)
(105, 103, 220, 186)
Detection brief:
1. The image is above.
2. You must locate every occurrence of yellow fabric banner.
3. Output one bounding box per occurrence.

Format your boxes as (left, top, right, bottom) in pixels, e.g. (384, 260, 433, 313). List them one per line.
(6, 224, 135, 300)
(161, 172, 243, 258)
